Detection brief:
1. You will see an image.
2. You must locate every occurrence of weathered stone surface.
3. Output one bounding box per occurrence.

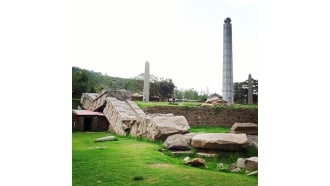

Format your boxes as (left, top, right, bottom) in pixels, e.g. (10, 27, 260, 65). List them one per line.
(95, 136, 117, 142)
(164, 134, 191, 150)
(143, 106, 258, 127)
(184, 158, 206, 167)
(183, 133, 199, 145)
(247, 135, 258, 150)
(231, 168, 241, 173)
(237, 158, 246, 168)
(231, 123, 258, 135)
(183, 156, 190, 162)
(249, 141, 258, 150)
(92, 90, 110, 111)
(196, 152, 219, 158)
(103, 97, 144, 136)
(247, 135, 258, 144)
(80, 93, 98, 110)
(191, 133, 248, 151)
(217, 163, 225, 169)
(230, 163, 237, 170)
(130, 114, 190, 141)
(80, 89, 134, 112)
(247, 170, 258, 176)
(205, 96, 227, 106)
(245, 157, 258, 171)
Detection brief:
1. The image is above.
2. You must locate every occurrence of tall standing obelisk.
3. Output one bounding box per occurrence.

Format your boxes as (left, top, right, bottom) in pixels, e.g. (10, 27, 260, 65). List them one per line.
(143, 61, 150, 102)
(222, 17, 233, 104)
(248, 74, 253, 104)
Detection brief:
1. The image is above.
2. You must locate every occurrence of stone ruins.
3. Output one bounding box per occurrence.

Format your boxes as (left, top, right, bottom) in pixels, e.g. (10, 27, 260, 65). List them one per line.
(79, 89, 257, 154)
(80, 89, 190, 141)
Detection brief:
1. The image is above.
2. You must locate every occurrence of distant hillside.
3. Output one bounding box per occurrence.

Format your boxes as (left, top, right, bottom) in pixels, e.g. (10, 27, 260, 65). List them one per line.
(72, 66, 143, 98)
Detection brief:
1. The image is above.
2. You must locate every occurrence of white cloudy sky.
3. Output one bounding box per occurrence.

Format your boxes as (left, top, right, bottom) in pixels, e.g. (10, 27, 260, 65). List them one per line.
(73, 0, 257, 94)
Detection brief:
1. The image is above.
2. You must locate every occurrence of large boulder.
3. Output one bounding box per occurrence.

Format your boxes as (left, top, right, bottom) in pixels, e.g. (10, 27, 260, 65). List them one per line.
(205, 96, 227, 106)
(191, 133, 248, 151)
(164, 134, 191, 150)
(237, 158, 246, 168)
(80, 93, 98, 110)
(183, 133, 199, 145)
(245, 157, 258, 171)
(230, 123, 258, 135)
(130, 114, 190, 141)
(247, 135, 258, 150)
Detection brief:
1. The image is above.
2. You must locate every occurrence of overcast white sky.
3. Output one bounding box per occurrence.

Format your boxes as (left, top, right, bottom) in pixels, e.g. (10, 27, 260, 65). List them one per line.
(73, 0, 257, 94)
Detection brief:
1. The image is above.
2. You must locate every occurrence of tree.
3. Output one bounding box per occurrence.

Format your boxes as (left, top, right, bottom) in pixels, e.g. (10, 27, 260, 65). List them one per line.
(233, 78, 258, 104)
(72, 68, 89, 98)
(158, 79, 175, 101)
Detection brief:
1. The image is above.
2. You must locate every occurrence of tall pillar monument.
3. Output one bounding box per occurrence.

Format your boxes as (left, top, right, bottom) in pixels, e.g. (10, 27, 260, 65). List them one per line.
(222, 17, 233, 104)
(143, 61, 150, 102)
(248, 74, 253, 104)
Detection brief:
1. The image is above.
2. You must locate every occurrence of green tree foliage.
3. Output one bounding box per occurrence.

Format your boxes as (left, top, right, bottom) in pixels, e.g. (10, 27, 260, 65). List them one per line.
(175, 88, 200, 101)
(72, 67, 144, 98)
(234, 78, 258, 104)
(158, 79, 175, 101)
(72, 68, 89, 98)
(72, 67, 177, 101)
(148, 79, 175, 101)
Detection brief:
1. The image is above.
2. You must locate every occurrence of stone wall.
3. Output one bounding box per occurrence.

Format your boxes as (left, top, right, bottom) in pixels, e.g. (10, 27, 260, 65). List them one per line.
(72, 115, 109, 132)
(143, 106, 257, 127)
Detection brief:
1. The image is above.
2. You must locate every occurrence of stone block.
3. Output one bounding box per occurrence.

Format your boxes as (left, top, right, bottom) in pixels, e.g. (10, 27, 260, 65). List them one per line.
(191, 133, 248, 151)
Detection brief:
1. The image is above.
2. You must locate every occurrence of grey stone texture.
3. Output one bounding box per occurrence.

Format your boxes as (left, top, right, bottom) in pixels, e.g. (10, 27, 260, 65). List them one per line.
(130, 114, 190, 141)
(217, 163, 225, 169)
(143, 106, 258, 127)
(184, 158, 206, 167)
(80, 93, 98, 110)
(103, 97, 144, 136)
(231, 168, 241, 173)
(164, 134, 191, 150)
(80, 90, 132, 111)
(183, 133, 200, 145)
(95, 136, 117, 142)
(248, 74, 253, 104)
(247, 170, 258, 176)
(245, 157, 258, 172)
(143, 61, 150, 102)
(191, 133, 248, 151)
(222, 17, 234, 104)
(79, 89, 191, 141)
(230, 122, 258, 135)
(237, 158, 246, 168)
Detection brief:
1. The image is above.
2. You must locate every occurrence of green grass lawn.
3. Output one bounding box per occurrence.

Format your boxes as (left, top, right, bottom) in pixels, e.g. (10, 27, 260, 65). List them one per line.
(73, 132, 257, 186)
(189, 126, 231, 133)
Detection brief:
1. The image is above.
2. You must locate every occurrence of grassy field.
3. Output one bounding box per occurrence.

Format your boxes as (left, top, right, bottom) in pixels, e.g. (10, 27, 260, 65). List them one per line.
(189, 126, 231, 133)
(73, 131, 257, 186)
